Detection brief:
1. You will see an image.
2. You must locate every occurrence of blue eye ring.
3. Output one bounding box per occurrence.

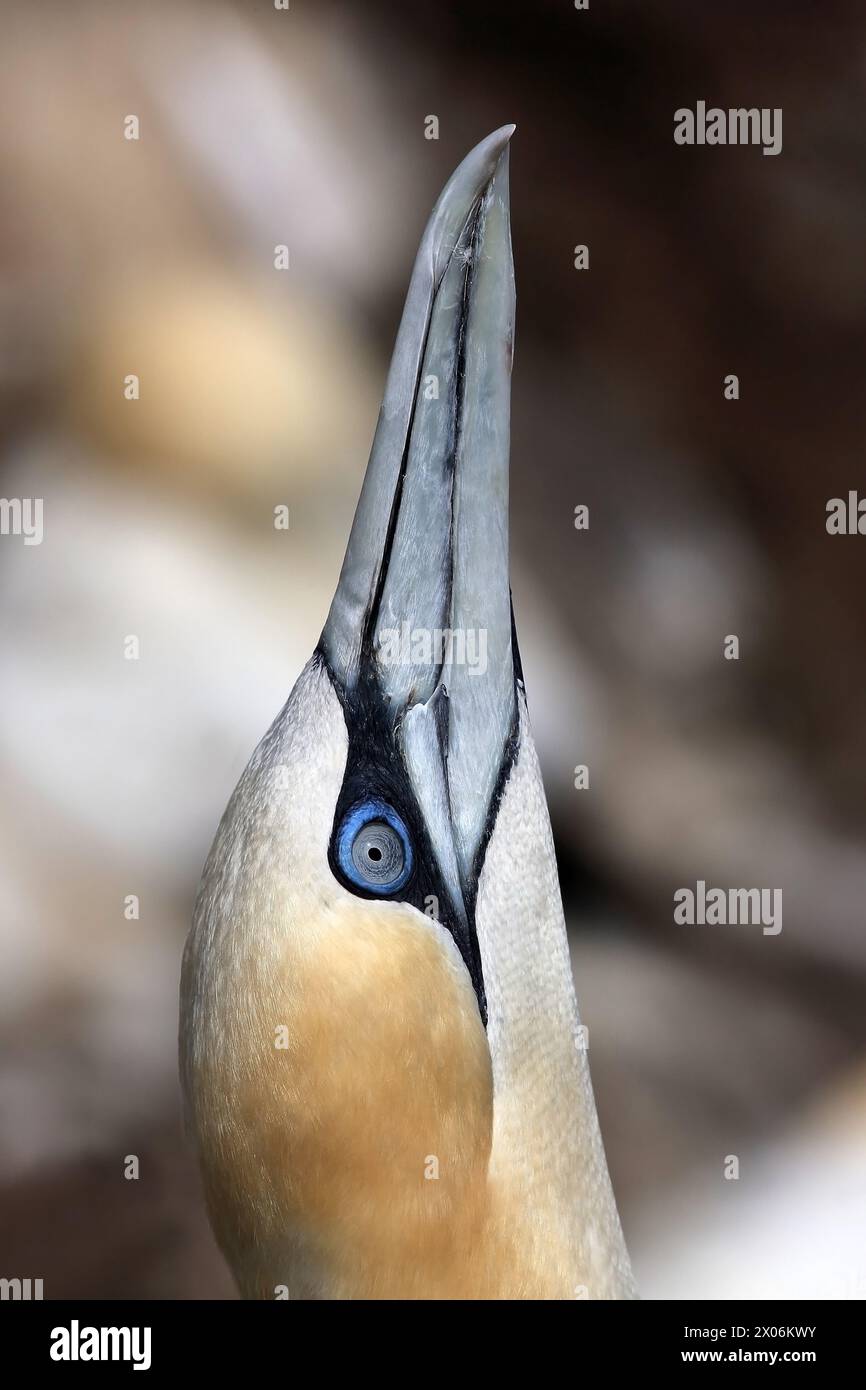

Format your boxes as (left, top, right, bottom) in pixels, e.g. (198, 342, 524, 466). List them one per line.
(335, 799, 413, 896)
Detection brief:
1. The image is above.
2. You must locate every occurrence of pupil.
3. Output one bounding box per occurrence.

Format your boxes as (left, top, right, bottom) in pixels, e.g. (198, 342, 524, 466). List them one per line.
(368, 846, 382, 862)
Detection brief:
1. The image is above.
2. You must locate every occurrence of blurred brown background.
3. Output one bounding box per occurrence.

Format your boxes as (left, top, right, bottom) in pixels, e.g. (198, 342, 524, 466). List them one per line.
(1, 0, 865, 1299)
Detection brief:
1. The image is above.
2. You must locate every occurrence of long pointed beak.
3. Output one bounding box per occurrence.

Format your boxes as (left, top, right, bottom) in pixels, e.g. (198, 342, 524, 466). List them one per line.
(321, 126, 517, 952)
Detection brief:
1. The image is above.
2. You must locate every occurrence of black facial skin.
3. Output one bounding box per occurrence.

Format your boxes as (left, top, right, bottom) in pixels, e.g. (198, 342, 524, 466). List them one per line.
(321, 656, 487, 1022)
(317, 639, 524, 1031)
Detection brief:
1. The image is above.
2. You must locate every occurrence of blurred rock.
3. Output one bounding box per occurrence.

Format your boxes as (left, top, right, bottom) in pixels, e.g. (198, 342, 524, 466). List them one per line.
(68, 268, 379, 505)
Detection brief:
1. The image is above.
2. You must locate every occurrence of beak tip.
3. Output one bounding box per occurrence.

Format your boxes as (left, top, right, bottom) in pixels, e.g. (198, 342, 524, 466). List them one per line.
(483, 123, 516, 162)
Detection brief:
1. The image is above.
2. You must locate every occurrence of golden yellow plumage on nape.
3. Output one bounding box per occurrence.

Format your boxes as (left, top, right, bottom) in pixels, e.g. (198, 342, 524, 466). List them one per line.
(180, 126, 636, 1301)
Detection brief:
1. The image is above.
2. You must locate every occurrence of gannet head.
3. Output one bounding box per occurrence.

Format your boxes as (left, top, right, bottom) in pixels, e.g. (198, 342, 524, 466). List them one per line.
(180, 127, 635, 1300)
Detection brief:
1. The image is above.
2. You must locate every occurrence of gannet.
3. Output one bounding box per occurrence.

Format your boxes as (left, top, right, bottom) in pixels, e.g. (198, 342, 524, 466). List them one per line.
(180, 126, 636, 1300)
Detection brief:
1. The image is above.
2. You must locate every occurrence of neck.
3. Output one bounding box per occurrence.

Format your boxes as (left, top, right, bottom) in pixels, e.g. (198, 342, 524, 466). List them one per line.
(475, 694, 636, 1299)
(182, 665, 634, 1299)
